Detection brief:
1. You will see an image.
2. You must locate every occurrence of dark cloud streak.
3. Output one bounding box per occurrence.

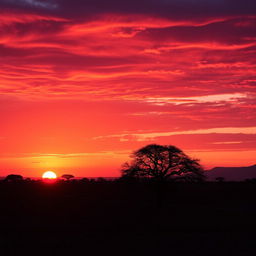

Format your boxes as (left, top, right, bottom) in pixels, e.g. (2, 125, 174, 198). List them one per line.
(1, 0, 256, 20)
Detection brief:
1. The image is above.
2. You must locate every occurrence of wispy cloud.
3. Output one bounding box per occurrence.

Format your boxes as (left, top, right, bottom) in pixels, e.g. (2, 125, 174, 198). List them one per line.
(0, 2, 255, 173)
(145, 93, 248, 105)
(94, 127, 256, 141)
(5, 0, 58, 9)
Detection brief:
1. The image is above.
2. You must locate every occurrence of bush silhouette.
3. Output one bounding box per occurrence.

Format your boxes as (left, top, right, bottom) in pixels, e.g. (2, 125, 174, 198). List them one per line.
(4, 174, 23, 182)
(216, 177, 225, 182)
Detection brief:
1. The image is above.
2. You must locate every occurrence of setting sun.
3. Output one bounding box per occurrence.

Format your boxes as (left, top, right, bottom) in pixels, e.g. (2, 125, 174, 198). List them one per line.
(42, 171, 57, 179)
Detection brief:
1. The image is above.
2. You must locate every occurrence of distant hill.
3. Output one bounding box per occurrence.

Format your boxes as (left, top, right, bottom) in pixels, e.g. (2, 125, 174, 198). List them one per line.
(206, 164, 256, 181)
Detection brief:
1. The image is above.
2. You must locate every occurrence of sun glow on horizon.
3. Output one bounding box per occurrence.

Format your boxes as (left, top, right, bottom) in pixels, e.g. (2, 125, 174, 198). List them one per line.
(42, 171, 57, 179)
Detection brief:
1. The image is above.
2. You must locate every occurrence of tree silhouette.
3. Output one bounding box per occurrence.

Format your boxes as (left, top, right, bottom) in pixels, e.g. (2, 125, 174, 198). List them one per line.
(5, 174, 23, 182)
(216, 177, 225, 182)
(61, 174, 75, 181)
(121, 144, 205, 182)
(80, 177, 90, 183)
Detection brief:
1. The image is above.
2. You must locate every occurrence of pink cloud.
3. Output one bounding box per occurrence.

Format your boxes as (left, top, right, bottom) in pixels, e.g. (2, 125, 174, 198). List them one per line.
(0, 9, 255, 175)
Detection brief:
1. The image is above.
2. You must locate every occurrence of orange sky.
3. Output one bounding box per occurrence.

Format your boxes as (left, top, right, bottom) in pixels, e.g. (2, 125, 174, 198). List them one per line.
(0, 1, 255, 177)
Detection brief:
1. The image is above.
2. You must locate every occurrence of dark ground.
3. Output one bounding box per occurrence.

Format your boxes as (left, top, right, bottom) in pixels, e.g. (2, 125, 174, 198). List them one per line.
(1, 180, 256, 255)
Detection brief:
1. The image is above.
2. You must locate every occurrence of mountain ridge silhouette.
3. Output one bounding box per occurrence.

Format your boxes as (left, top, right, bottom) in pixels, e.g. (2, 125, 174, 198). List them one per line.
(206, 164, 256, 181)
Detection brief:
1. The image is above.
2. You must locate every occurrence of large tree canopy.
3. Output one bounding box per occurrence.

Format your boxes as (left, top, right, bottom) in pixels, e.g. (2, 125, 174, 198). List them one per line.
(121, 144, 205, 182)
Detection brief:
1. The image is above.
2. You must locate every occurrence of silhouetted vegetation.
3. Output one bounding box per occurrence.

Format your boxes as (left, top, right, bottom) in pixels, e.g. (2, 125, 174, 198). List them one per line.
(121, 144, 205, 182)
(216, 177, 225, 182)
(4, 174, 23, 182)
(61, 174, 75, 181)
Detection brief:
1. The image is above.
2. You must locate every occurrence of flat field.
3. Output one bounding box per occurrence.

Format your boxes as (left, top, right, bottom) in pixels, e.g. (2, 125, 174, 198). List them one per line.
(1, 181, 256, 255)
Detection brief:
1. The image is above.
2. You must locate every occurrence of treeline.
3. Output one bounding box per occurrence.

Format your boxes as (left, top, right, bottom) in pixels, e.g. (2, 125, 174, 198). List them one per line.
(2, 173, 256, 183)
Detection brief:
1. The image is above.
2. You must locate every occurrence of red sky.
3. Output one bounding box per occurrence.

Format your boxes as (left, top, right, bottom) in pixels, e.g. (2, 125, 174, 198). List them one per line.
(0, 0, 255, 177)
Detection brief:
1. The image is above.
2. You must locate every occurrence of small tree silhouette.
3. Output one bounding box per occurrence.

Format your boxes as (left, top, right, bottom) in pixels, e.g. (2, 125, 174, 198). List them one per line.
(216, 177, 225, 182)
(96, 177, 107, 183)
(5, 174, 23, 182)
(80, 177, 90, 183)
(121, 144, 205, 182)
(61, 174, 75, 181)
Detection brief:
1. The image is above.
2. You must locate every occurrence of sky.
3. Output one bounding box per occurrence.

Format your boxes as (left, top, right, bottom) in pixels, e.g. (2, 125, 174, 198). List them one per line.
(0, 0, 255, 177)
